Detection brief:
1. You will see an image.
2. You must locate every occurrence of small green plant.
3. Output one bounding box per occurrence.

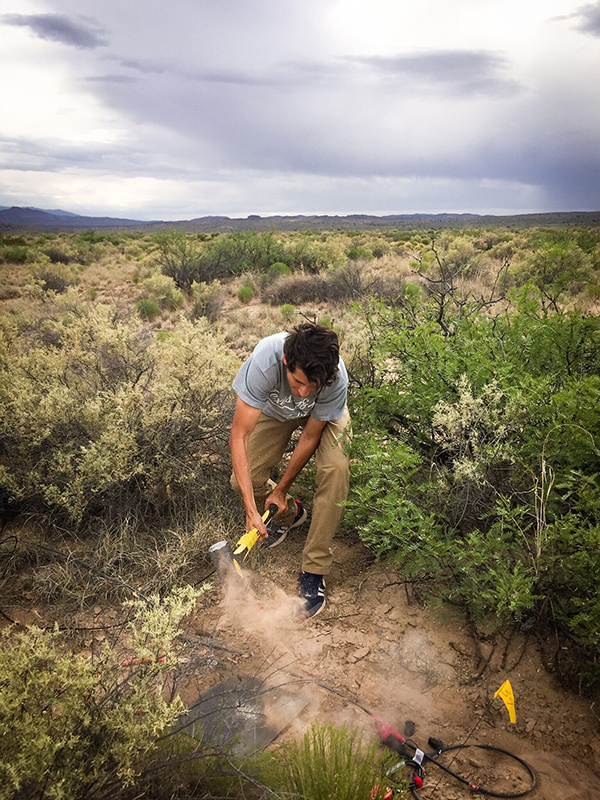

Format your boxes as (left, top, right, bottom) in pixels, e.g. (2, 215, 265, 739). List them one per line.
(86, 287, 97, 300)
(136, 297, 161, 320)
(317, 314, 332, 328)
(237, 278, 254, 304)
(280, 303, 295, 320)
(262, 722, 406, 800)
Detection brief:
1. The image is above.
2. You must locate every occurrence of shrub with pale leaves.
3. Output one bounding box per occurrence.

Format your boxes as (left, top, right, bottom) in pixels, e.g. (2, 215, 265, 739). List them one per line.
(0, 294, 238, 520)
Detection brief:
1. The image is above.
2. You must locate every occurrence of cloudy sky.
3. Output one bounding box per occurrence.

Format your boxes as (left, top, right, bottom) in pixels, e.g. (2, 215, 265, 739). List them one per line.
(1, 0, 599, 219)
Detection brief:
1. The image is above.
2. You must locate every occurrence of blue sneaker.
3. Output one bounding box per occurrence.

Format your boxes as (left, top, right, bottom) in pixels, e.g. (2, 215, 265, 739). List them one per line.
(298, 571, 326, 619)
(264, 500, 308, 549)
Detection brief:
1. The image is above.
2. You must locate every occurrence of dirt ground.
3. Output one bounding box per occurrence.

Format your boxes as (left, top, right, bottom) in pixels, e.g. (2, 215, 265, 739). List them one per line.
(183, 530, 600, 800)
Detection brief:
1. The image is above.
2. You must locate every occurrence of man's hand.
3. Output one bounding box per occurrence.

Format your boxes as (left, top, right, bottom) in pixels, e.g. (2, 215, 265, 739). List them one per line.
(265, 488, 288, 518)
(246, 507, 268, 543)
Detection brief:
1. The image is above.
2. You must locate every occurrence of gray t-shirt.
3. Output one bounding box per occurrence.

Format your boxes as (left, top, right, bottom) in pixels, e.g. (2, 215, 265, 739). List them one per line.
(233, 332, 348, 422)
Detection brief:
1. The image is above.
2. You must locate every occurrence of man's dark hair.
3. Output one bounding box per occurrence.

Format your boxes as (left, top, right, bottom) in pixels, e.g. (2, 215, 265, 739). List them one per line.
(284, 323, 339, 392)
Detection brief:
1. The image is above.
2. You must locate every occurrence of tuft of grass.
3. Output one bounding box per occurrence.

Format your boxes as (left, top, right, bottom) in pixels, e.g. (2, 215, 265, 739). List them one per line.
(259, 722, 407, 800)
(280, 303, 295, 320)
(31, 507, 238, 610)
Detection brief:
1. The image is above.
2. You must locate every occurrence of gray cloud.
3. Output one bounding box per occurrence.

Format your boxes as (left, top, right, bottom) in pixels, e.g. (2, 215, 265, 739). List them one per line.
(2, 0, 599, 216)
(347, 50, 522, 96)
(575, 2, 600, 35)
(552, 3, 600, 36)
(2, 13, 107, 49)
(116, 57, 167, 75)
(111, 55, 343, 87)
(0, 135, 144, 173)
(84, 74, 138, 83)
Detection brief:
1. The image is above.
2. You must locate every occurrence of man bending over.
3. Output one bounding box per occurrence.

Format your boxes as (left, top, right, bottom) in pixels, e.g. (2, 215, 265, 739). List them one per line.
(229, 323, 350, 618)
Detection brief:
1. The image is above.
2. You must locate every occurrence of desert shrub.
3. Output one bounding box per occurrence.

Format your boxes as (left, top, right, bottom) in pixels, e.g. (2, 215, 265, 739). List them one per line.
(346, 244, 373, 261)
(190, 279, 224, 321)
(261, 723, 405, 800)
(587, 283, 600, 300)
(512, 242, 593, 312)
(264, 263, 404, 308)
(268, 261, 291, 279)
(200, 231, 289, 278)
(43, 244, 75, 264)
(32, 506, 237, 606)
(287, 235, 344, 272)
(75, 230, 124, 246)
(346, 295, 600, 684)
(140, 274, 185, 311)
(0, 586, 201, 800)
(136, 297, 161, 320)
(0, 298, 238, 521)
(2, 246, 29, 264)
(0, 234, 27, 246)
(237, 277, 255, 304)
(153, 230, 204, 292)
(0, 286, 21, 301)
(326, 262, 372, 303)
(30, 260, 80, 293)
(263, 272, 328, 305)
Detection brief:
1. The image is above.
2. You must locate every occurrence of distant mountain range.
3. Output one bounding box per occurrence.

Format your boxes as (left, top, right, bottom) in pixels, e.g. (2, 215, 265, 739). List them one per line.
(1, 205, 599, 232)
(0, 206, 154, 228)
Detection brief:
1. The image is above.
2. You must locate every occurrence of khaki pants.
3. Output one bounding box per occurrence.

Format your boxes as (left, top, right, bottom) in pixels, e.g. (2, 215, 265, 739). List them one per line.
(230, 407, 351, 574)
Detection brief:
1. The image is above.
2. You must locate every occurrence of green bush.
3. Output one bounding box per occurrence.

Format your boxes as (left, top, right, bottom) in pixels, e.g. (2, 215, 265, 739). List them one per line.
(0, 586, 201, 800)
(268, 261, 291, 279)
(346, 245, 373, 261)
(237, 278, 254, 304)
(153, 230, 204, 292)
(2, 246, 29, 264)
(280, 303, 295, 320)
(136, 297, 161, 320)
(262, 723, 406, 800)
(346, 294, 600, 684)
(0, 298, 238, 521)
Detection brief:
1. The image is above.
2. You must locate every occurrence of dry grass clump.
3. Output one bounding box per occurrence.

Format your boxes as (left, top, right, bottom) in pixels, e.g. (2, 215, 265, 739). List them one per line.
(28, 506, 237, 609)
(263, 262, 406, 307)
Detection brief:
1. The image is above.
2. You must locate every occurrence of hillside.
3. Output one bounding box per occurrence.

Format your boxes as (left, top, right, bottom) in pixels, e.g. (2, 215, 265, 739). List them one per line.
(2, 205, 600, 232)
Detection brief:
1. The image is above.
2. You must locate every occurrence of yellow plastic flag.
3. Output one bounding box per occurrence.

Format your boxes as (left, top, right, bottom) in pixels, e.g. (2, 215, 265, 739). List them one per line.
(494, 679, 517, 723)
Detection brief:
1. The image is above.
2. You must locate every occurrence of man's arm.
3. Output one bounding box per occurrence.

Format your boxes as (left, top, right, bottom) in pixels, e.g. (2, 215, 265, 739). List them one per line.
(265, 415, 327, 513)
(229, 397, 267, 537)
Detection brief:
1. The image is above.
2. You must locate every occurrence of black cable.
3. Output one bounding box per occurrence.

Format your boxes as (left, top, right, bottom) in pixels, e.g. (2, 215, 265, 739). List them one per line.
(384, 738, 536, 799)
(425, 743, 535, 798)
